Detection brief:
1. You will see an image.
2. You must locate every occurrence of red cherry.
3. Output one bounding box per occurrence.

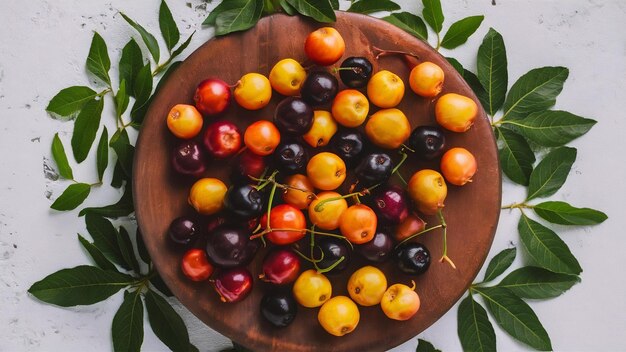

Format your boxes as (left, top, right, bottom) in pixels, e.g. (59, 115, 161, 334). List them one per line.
(260, 248, 301, 285)
(181, 249, 213, 282)
(194, 78, 231, 116)
(203, 120, 242, 158)
(212, 268, 253, 303)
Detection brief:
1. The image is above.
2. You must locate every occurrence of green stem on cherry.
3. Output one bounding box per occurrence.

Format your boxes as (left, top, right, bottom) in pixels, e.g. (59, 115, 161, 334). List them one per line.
(395, 224, 443, 248)
(437, 209, 456, 269)
(313, 183, 380, 212)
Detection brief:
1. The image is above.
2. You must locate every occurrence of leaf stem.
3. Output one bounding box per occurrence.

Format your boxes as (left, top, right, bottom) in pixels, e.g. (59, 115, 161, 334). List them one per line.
(501, 201, 532, 210)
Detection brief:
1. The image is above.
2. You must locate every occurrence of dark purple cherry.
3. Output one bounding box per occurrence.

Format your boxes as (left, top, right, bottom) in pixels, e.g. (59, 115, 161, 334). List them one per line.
(408, 126, 446, 160)
(260, 248, 301, 285)
(339, 57, 373, 88)
(313, 237, 351, 274)
(260, 292, 297, 327)
(168, 216, 198, 246)
(205, 225, 259, 268)
(330, 129, 365, 166)
(394, 242, 431, 275)
(171, 140, 206, 177)
(223, 183, 265, 219)
(301, 71, 339, 106)
(213, 267, 253, 303)
(354, 153, 393, 187)
(274, 97, 314, 136)
(273, 141, 308, 174)
(371, 185, 409, 224)
(357, 230, 394, 263)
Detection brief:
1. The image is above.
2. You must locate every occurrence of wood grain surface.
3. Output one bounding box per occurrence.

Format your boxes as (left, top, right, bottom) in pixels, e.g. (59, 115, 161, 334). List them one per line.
(133, 11, 501, 352)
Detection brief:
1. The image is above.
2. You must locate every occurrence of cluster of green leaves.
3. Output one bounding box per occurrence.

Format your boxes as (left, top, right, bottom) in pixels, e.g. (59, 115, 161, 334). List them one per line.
(34, 2, 198, 351)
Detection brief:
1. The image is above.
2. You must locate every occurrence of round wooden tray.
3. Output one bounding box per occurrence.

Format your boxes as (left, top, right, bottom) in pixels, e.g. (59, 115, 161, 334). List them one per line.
(133, 11, 501, 352)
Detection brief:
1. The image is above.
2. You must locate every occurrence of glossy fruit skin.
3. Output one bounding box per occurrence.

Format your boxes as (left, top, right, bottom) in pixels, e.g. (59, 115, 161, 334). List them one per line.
(365, 108, 411, 149)
(274, 97, 314, 136)
(303, 110, 337, 148)
(339, 56, 373, 88)
(282, 174, 315, 210)
(408, 125, 446, 160)
(304, 27, 346, 66)
(339, 204, 378, 244)
(395, 212, 426, 242)
(318, 296, 360, 336)
(395, 242, 431, 275)
(354, 153, 393, 187)
(409, 62, 444, 98)
(309, 191, 348, 230)
(435, 93, 478, 132)
(440, 147, 477, 186)
(367, 70, 405, 108)
(330, 129, 366, 166)
(213, 267, 253, 303)
(348, 266, 388, 306)
(171, 140, 206, 177)
(203, 120, 242, 159)
(357, 230, 394, 263)
(273, 141, 308, 174)
(168, 216, 198, 245)
(293, 269, 332, 308)
(205, 225, 259, 268)
(244, 120, 281, 156)
(167, 104, 203, 139)
(381, 283, 420, 321)
(262, 204, 307, 245)
(230, 149, 267, 182)
(223, 183, 265, 220)
(371, 185, 409, 225)
(181, 248, 213, 281)
(194, 78, 231, 116)
(314, 237, 351, 274)
(260, 292, 298, 328)
(331, 89, 369, 128)
(300, 71, 339, 106)
(234, 73, 272, 110)
(260, 248, 301, 285)
(407, 169, 447, 215)
(188, 178, 227, 215)
(269, 58, 306, 96)
(306, 152, 347, 191)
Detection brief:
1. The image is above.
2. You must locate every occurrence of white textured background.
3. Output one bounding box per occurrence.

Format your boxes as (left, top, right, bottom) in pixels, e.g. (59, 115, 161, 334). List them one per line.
(1, 0, 625, 351)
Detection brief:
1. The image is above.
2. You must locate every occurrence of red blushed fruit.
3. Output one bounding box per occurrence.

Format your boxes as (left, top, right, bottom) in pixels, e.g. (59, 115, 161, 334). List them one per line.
(260, 248, 301, 285)
(181, 249, 214, 282)
(304, 27, 346, 66)
(213, 268, 253, 303)
(230, 149, 267, 182)
(203, 120, 242, 158)
(194, 78, 231, 116)
(261, 204, 307, 245)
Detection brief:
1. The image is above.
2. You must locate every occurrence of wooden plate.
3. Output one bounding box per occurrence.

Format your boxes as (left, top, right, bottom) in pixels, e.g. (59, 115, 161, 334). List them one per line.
(134, 12, 501, 352)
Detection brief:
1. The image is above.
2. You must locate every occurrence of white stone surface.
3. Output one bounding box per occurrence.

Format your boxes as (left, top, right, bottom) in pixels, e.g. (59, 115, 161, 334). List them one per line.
(0, 0, 625, 351)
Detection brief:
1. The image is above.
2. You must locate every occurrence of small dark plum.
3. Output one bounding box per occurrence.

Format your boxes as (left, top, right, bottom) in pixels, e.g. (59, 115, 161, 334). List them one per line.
(230, 149, 267, 182)
(355, 153, 393, 187)
(274, 97, 314, 136)
(357, 230, 394, 263)
(330, 129, 365, 166)
(300, 71, 339, 106)
(171, 140, 206, 177)
(371, 185, 409, 224)
(394, 242, 431, 275)
(223, 183, 265, 219)
(205, 225, 259, 268)
(339, 57, 373, 88)
(260, 248, 301, 285)
(168, 216, 198, 245)
(313, 237, 351, 274)
(260, 292, 298, 327)
(408, 125, 446, 160)
(273, 141, 308, 174)
(213, 267, 253, 303)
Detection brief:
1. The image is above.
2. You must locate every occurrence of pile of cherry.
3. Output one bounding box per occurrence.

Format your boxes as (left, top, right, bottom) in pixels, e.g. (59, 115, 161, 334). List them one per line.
(165, 27, 478, 336)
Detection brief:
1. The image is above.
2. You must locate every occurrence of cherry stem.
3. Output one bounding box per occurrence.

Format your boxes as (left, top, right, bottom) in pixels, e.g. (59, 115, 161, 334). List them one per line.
(371, 45, 420, 61)
(395, 224, 443, 248)
(251, 172, 313, 196)
(316, 255, 345, 274)
(305, 225, 348, 273)
(313, 184, 380, 212)
(333, 66, 363, 74)
(437, 209, 456, 269)
(392, 150, 409, 175)
(292, 247, 324, 263)
(265, 175, 278, 231)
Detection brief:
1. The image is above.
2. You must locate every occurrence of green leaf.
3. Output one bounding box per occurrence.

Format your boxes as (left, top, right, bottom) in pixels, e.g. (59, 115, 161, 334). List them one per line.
(145, 289, 190, 352)
(280, 0, 297, 15)
(422, 0, 444, 33)
(213, 0, 265, 36)
(110, 129, 135, 178)
(159, 0, 180, 52)
(533, 201, 607, 225)
(204, 0, 248, 25)
(77, 234, 118, 272)
(51, 133, 74, 180)
(115, 80, 130, 118)
(445, 57, 464, 76)
(150, 273, 174, 297)
(440, 15, 484, 49)
(136, 229, 151, 265)
(119, 39, 145, 97)
(111, 161, 126, 188)
(86, 32, 111, 85)
(502, 110, 596, 147)
(457, 294, 496, 352)
(496, 127, 536, 186)
(71, 98, 104, 163)
(286, 0, 336, 23)
(131, 64, 154, 125)
(28, 265, 134, 307)
(498, 266, 580, 299)
(50, 183, 91, 211)
(79, 185, 134, 218)
(382, 12, 427, 41)
(415, 338, 441, 352)
(85, 213, 127, 268)
(477, 28, 507, 116)
(112, 290, 144, 352)
(502, 66, 569, 120)
(117, 226, 141, 274)
(46, 86, 97, 119)
(121, 13, 160, 64)
(519, 214, 582, 275)
(96, 127, 109, 182)
(170, 31, 195, 61)
(526, 146, 576, 201)
(462, 69, 490, 113)
(347, 0, 400, 15)
(475, 286, 551, 350)
(483, 247, 516, 283)
(329, 0, 339, 10)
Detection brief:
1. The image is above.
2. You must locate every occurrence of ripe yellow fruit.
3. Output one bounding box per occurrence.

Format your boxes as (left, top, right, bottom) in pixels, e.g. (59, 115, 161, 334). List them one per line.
(367, 70, 405, 108)
(293, 269, 332, 308)
(269, 58, 306, 96)
(435, 93, 478, 132)
(365, 108, 411, 149)
(318, 296, 360, 336)
(188, 178, 227, 215)
(347, 266, 388, 306)
(407, 169, 447, 215)
(234, 73, 272, 110)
